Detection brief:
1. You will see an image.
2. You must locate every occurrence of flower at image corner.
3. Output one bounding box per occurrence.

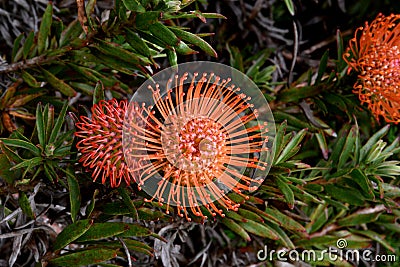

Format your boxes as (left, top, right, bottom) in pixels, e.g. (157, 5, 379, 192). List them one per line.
(343, 13, 400, 124)
(75, 99, 137, 187)
(124, 72, 271, 221)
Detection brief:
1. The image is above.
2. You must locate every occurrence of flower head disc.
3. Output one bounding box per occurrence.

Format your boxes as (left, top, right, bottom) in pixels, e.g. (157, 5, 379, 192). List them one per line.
(123, 62, 275, 220)
(75, 99, 138, 187)
(344, 13, 400, 124)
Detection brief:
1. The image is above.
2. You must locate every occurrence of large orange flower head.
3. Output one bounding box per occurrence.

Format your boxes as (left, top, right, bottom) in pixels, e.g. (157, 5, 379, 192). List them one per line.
(75, 99, 136, 187)
(123, 62, 275, 220)
(344, 13, 400, 124)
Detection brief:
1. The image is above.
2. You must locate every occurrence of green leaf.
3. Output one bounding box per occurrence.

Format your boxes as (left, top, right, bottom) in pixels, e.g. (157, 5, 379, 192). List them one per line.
(166, 49, 178, 67)
(338, 212, 381, 227)
(36, 104, 46, 148)
(325, 184, 364, 206)
(22, 31, 35, 59)
(220, 217, 251, 241)
(12, 33, 24, 62)
(10, 157, 42, 171)
(38, 3, 53, 54)
(67, 168, 81, 223)
(264, 207, 307, 234)
(170, 27, 217, 57)
(125, 29, 151, 58)
(0, 139, 41, 156)
(76, 223, 127, 242)
(53, 219, 93, 251)
(278, 85, 325, 103)
(121, 0, 144, 12)
(117, 223, 153, 238)
(49, 248, 117, 266)
(238, 220, 279, 240)
(18, 191, 35, 219)
(21, 70, 41, 88)
(93, 81, 105, 105)
(283, 0, 295, 16)
(41, 68, 77, 97)
(60, 19, 83, 47)
(85, 189, 99, 218)
(349, 169, 374, 198)
(275, 176, 295, 209)
(49, 101, 68, 144)
(337, 125, 357, 168)
(118, 187, 138, 221)
(315, 49, 329, 85)
(360, 125, 390, 161)
(149, 22, 180, 47)
(275, 128, 307, 164)
(350, 229, 395, 253)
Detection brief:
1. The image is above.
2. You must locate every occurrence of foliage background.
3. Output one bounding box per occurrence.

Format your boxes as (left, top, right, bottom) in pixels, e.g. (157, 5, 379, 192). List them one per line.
(0, 0, 399, 266)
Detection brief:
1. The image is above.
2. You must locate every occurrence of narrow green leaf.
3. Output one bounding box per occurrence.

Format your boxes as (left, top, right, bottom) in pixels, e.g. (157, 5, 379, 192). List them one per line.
(265, 207, 307, 234)
(22, 31, 35, 59)
(337, 125, 357, 168)
(12, 33, 24, 62)
(10, 157, 42, 171)
(118, 187, 138, 221)
(53, 219, 93, 250)
(350, 229, 395, 252)
(85, 189, 99, 218)
(170, 27, 217, 57)
(21, 70, 41, 88)
(49, 101, 68, 144)
(41, 68, 76, 97)
(315, 50, 329, 85)
(36, 104, 45, 148)
(67, 168, 81, 223)
(49, 248, 117, 266)
(117, 223, 153, 238)
(239, 220, 279, 240)
(0, 139, 41, 156)
(76, 223, 127, 242)
(93, 81, 105, 105)
(166, 49, 178, 67)
(38, 3, 53, 54)
(275, 176, 295, 209)
(338, 212, 381, 227)
(275, 128, 307, 164)
(60, 19, 83, 47)
(220, 217, 251, 241)
(18, 191, 35, 219)
(325, 184, 364, 206)
(149, 22, 180, 47)
(121, 0, 144, 12)
(125, 29, 151, 58)
(360, 125, 390, 161)
(237, 208, 264, 223)
(135, 11, 161, 30)
(349, 169, 374, 198)
(283, 0, 295, 16)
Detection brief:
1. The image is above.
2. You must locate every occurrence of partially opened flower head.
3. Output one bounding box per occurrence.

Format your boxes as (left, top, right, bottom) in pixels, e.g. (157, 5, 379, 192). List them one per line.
(344, 13, 400, 124)
(123, 62, 274, 220)
(75, 99, 137, 187)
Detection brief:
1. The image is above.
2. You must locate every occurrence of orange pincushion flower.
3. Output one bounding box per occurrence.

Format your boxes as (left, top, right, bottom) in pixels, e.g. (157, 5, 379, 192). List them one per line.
(75, 99, 136, 187)
(344, 13, 400, 124)
(123, 71, 272, 220)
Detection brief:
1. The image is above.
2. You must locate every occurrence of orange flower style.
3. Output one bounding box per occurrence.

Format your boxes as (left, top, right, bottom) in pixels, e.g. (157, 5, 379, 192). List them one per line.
(123, 68, 273, 221)
(75, 99, 137, 187)
(344, 13, 400, 124)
